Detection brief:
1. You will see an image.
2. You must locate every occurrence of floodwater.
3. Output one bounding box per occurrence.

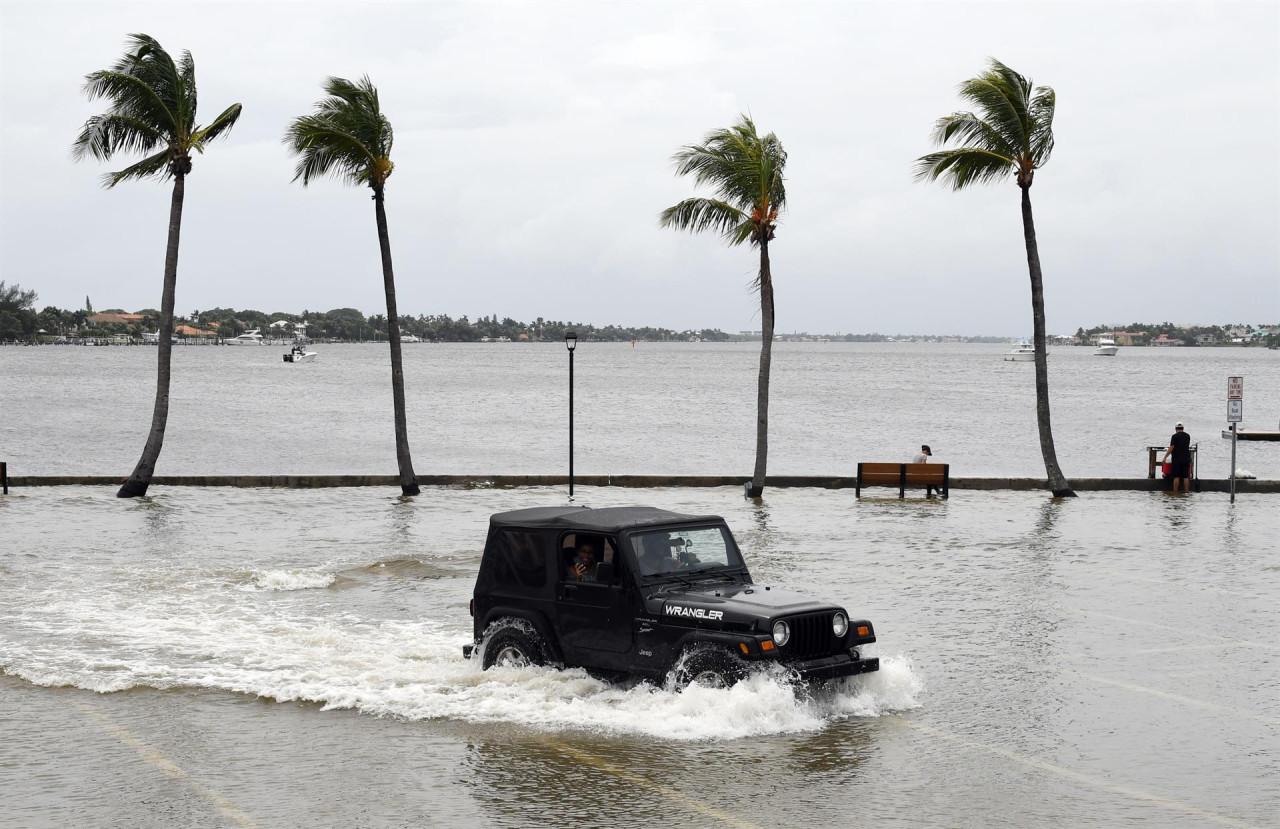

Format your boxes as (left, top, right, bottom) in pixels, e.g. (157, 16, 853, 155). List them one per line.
(2, 341, 1278, 479)
(2, 484, 1277, 827)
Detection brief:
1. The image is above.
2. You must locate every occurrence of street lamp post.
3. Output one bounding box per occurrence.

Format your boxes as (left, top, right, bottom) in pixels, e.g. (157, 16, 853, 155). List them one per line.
(565, 331, 578, 500)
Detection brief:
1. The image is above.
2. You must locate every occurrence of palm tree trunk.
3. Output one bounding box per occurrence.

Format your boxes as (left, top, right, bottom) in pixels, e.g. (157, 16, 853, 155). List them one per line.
(1020, 184, 1075, 498)
(373, 190, 420, 496)
(117, 173, 185, 498)
(746, 240, 774, 498)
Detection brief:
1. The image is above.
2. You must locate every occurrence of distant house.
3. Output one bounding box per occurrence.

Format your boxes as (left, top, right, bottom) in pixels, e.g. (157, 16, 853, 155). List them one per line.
(1196, 333, 1217, 345)
(1150, 335, 1182, 347)
(88, 312, 143, 326)
(174, 324, 215, 338)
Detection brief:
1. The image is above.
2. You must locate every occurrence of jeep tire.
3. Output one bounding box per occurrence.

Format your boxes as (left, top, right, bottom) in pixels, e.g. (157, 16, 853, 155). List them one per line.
(482, 624, 547, 670)
(673, 647, 748, 689)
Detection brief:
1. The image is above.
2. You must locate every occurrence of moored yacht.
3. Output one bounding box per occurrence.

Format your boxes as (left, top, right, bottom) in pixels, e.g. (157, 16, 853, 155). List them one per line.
(1094, 338, 1119, 356)
(225, 329, 265, 346)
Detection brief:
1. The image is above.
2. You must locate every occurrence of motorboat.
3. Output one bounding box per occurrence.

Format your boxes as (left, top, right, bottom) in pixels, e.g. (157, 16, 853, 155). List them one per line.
(225, 329, 265, 346)
(1094, 338, 1119, 356)
(401, 333, 421, 343)
(1003, 342, 1037, 362)
(283, 339, 318, 363)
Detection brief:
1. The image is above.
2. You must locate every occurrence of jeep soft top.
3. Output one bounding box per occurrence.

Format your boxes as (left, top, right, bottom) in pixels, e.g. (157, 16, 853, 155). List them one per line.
(465, 505, 879, 687)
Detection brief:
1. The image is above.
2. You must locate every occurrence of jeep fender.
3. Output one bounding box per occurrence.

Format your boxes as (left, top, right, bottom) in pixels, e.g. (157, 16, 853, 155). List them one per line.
(669, 629, 757, 660)
(478, 606, 565, 665)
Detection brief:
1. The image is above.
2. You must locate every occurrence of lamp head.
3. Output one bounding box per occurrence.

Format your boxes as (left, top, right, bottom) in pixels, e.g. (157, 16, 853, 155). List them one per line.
(565, 331, 578, 352)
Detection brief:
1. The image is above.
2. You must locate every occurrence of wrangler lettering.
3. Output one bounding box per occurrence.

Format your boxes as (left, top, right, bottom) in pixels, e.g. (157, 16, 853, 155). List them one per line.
(666, 605, 724, 621)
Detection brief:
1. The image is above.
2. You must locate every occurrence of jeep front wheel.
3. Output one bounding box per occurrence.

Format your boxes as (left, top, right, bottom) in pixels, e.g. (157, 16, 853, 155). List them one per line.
(482, 625, 547, 670)
(674, 648, 748, 689)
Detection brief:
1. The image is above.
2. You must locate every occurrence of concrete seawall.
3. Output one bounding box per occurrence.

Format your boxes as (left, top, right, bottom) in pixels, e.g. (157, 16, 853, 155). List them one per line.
(5, 474, 1278, 493)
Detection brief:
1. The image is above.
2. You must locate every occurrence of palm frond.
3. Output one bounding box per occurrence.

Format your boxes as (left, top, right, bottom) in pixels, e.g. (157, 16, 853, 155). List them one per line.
(957, 74, 1028, 151)
(929, 112, 1015, 159)
(914, 148, 1015, 189)
(659, 198, 752, 246)
(192, 103, 243, 146)
(102, 148, 170, 187)
(1028, 86, 1056, 165)
(81, 70, 177, 136)
(177, 49, 196, 131)
(72, 113, 165, 162)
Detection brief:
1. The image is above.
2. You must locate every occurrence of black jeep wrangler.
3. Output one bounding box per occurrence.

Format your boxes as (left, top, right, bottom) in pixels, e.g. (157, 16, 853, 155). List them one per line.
(463, 506, 879, 687)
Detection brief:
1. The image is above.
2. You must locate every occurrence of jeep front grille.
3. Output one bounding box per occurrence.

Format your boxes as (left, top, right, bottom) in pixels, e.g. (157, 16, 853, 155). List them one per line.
(780, 612, 839, 659)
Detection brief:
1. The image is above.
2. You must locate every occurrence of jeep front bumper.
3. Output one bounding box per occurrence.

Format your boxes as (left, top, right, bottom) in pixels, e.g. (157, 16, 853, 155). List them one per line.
(784, 649, 880, 682)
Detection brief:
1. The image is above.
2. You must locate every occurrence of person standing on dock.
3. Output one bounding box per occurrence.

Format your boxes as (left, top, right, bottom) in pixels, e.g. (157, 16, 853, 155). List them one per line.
(1162, 423, 1192, 493)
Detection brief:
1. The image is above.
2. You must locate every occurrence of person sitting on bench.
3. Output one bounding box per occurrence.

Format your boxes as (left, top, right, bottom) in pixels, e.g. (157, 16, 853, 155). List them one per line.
(911, 444, 938, 497)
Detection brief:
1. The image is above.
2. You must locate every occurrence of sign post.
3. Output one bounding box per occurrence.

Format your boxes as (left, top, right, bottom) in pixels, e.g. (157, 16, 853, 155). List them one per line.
(1227, 376, 1243, 503)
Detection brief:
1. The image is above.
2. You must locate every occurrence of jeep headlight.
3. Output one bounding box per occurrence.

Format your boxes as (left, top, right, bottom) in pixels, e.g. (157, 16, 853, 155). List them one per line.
(832, 612, 848, 638)
(772, 620, 790, 647)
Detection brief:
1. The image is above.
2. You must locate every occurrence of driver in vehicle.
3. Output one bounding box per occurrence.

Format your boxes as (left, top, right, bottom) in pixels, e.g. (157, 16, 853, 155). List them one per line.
(638, 535, 674, 576)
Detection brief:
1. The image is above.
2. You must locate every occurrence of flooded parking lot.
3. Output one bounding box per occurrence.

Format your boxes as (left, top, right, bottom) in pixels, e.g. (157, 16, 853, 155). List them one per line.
(2, 485, 1277, 827)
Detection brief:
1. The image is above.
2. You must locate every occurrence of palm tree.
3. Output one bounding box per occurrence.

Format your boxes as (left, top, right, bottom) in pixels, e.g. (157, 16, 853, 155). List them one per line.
(660, 115, 786, 498)
(915, 59, 1075, 497)
(285, 76, 419, 496)
(73, 34, 242, 498)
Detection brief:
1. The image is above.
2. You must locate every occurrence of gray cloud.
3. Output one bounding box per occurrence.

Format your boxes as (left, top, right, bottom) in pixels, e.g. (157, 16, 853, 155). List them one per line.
(2, 0, 1276, 335)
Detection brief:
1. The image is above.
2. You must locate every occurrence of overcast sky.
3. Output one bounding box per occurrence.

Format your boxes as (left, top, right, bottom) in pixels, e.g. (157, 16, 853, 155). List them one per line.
(2, 1, 1277, 336)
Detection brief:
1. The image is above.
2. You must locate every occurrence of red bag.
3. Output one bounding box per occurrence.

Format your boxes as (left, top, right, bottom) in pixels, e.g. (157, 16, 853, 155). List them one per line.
(1161, 461, 1171, 477)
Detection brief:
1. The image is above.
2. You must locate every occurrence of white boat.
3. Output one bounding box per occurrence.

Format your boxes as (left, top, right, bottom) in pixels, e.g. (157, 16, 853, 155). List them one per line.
(401, 333, 421, 343)
(1094, 338, 1119, 357)
(225, 329, 265, 346)
(282, 342, 318, 363)
(1003, 342, 1038, 361)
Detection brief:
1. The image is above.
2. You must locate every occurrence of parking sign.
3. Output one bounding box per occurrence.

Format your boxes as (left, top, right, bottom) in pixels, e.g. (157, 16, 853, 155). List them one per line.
(1228, 376, 1243, 400)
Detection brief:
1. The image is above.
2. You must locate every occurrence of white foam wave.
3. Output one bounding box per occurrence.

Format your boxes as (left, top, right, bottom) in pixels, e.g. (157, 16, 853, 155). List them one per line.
(245, 569, 336, 591)
(2, 589, 922, 740)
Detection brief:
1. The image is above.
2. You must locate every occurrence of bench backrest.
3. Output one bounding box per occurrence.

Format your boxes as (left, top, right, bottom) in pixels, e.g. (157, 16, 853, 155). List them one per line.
(903, 464, 947, 484)
(859, 463, 903, 485)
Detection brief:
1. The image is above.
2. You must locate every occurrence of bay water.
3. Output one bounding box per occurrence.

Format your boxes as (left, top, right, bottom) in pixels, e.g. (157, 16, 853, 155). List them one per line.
(2, 341, 1278, 479)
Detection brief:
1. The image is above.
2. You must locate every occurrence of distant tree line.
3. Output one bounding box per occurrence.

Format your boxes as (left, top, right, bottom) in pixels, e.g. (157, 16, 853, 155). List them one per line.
(1075, 322, 1279, 347)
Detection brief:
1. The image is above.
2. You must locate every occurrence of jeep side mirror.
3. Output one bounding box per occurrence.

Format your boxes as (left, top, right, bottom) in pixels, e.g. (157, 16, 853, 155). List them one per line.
(594, 561, 615, 584)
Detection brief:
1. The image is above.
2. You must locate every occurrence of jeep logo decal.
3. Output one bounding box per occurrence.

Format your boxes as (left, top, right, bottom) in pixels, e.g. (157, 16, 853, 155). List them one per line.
(666, 605, 724, 621)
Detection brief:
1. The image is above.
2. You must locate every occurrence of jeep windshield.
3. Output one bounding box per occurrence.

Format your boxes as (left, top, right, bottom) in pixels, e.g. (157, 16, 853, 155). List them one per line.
(631, 526, 743, 578)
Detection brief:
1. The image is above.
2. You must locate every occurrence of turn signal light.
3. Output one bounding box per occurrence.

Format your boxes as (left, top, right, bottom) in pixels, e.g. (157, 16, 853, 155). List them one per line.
(739, 643, 750, 655)
(856, 625, 869, 636)
(761, 640, 775, 651)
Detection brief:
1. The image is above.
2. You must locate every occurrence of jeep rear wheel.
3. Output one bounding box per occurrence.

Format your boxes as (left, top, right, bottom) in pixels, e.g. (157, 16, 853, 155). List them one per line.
(674, 648, 748, 689)
(482, 625, 547, 670)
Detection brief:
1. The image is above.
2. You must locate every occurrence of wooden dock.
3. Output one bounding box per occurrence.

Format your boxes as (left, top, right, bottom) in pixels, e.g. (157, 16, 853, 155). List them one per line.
(1221, 429, 1280, 441)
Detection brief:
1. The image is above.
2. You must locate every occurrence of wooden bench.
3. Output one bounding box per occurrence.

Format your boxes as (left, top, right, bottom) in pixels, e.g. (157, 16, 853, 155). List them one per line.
(855, 463, 949, 498)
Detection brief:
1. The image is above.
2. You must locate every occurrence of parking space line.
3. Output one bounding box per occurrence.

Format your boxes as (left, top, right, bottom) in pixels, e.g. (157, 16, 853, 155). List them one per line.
(1069, 608, 1280, 651)
(1082, 674, 1280, 727)
(900, 719, 1261, 828)
(74, 701, 259, 829)
(545, 738, 760, 829)
(1084, 568, 1254, 599)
